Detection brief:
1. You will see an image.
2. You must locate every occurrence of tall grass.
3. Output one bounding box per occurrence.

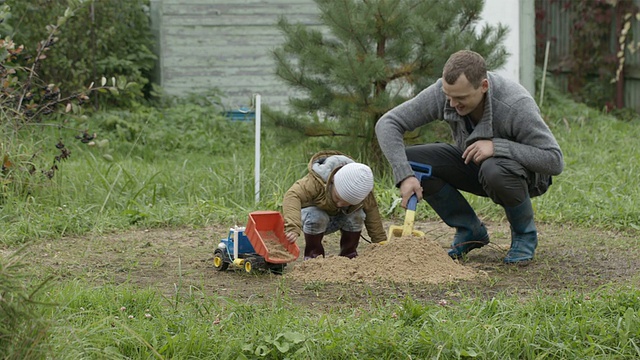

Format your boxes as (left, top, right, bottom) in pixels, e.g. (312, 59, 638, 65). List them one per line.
(1, 105, 315, 244)
(526, 73, 640, 229)
(2, 93, 640, 245)
(0, 248, 52, 359)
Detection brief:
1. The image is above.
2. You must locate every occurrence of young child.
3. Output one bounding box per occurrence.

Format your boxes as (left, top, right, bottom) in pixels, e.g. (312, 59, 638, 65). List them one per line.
(283, 151, 387, 260)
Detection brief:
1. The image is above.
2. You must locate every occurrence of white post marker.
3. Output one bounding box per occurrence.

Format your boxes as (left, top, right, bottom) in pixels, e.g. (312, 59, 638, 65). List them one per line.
(233, 226, 239, 262)
(254, 94, 261, 204)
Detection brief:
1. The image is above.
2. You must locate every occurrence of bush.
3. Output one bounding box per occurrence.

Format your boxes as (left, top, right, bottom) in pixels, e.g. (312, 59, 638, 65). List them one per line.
(6, 0, 156, 108)
(0, 3, 124, 199)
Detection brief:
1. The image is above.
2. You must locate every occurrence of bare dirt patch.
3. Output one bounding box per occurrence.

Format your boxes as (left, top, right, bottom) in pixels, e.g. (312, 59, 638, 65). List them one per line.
(18, 220, 640, 309)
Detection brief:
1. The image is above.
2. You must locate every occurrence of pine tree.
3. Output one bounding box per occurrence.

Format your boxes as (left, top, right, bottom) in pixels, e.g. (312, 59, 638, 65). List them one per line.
(273, 0, 509, 168)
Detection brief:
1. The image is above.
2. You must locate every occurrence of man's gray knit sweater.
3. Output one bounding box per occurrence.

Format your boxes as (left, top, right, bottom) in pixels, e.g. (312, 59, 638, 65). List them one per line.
(375, 72, 564, 189)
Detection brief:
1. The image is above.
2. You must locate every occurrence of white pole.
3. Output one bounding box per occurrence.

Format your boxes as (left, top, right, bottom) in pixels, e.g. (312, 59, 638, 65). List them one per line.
(539, 40, 550, 107)
(233, 227, 239, 261)
(254, 94, 261, 204)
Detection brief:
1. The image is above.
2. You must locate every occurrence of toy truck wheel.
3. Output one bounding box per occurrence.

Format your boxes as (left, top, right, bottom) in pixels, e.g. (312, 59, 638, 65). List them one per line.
(213, 250, 229, 271)
(244, 259, 253, 273)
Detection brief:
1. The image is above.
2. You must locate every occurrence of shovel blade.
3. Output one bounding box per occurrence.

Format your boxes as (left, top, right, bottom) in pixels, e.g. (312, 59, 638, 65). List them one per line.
(388, 209, 425, 238)
(388, 226, 425, 238)
(390, 195, 417, 238)
(388, 225, 404, 238)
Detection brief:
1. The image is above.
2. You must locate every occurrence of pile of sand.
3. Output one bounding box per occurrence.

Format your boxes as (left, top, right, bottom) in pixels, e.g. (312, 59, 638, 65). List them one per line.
(260, 231, 297, 262)
(286, 235, 478, 284)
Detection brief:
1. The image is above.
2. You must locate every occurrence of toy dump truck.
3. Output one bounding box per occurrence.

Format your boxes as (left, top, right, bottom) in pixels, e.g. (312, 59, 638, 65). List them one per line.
(213, 211, 300, 274)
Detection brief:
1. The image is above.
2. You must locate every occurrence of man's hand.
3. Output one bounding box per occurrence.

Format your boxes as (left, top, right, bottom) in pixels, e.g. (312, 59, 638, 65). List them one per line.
(285, 232, 298, 243)
(462, 139, 494, 165)
(399, 176, 422, 208)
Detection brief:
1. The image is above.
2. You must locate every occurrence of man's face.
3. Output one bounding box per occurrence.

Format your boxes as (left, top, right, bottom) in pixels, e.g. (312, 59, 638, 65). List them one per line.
(442, 73, 488, 117)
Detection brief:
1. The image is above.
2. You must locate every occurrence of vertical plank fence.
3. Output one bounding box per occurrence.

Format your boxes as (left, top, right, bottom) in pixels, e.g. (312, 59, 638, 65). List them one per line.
(536, 0, 640, 113)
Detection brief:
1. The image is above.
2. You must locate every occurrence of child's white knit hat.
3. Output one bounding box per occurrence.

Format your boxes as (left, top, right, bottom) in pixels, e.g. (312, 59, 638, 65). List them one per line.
(333, 163, 374, 205)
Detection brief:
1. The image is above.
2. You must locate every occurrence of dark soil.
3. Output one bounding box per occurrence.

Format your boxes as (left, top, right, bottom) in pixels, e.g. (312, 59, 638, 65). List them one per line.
(19, 220, 640, 309)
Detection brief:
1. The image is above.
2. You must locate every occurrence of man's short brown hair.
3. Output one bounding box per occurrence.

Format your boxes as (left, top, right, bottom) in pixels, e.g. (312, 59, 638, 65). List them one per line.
(442, 50, 487, 88)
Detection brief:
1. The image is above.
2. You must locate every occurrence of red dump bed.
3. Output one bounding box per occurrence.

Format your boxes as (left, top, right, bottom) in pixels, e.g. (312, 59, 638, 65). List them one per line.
(245, 211, 300, 264)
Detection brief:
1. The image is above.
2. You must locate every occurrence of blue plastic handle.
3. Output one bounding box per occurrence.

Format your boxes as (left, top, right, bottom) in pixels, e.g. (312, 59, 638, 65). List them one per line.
(406, 162, 430, 211)
(408, 161, 432, 181)
(407, 194, 418, 211)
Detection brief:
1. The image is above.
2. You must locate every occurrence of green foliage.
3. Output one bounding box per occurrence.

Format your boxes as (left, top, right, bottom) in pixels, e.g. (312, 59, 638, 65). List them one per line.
(528, 68, 640, 229)
(0, 98, 323, 244)
(88, 104, 257, 156)
(2, 74, 640, 243)
(0, 249, 51, 360)
(535, 0, 640, 111)
(6, 0, 156, 108)
(0, 3, 133, 206)
(273, 0, 509, 168)
(36, 282, 640, 359)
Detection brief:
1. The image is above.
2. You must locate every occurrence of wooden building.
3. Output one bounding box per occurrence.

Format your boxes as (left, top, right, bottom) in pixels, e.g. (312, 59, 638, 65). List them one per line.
(149, 0, 533, 111)
(149, 0, 321, 110)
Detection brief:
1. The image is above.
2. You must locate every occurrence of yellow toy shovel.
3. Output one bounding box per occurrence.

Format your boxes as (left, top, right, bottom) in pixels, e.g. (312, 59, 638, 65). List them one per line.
(387, 161, 432, 239)
(388, 194, 425, 238)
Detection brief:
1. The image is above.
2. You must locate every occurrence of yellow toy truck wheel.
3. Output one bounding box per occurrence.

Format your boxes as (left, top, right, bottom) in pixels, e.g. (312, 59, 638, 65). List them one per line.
(213, 250, 229, 271)
(244, 259, 253, 273)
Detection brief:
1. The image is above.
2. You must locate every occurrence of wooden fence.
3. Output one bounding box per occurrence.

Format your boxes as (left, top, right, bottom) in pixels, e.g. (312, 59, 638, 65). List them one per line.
(536, 0, 640, 113)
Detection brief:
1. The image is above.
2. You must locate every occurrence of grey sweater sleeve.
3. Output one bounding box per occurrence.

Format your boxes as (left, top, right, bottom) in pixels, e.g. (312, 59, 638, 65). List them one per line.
(375, 83, 445, 186)
(492, 96, 564, 176)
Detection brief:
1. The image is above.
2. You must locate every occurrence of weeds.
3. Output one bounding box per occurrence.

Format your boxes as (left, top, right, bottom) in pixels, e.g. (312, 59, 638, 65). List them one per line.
(2, 94, 640, 245)
(1, 3, 130, 205)
(0, 247, 52, 360)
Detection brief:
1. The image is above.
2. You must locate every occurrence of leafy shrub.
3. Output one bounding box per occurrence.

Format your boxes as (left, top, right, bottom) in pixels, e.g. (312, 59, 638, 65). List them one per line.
(0, 3, 123, 199)
(6, 0, 156, 108)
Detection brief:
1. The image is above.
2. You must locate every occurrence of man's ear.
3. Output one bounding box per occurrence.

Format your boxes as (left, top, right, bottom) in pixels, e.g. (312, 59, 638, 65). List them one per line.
(481, 78, 489, 93)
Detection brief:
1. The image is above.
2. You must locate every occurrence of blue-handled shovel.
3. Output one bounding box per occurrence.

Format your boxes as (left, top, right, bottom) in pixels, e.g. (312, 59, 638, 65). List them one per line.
(387, 162, 433, 238)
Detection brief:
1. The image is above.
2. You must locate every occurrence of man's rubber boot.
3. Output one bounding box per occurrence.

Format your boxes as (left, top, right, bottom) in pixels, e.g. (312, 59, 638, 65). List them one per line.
(425, 183, 490, 259)
(338, 230, 361, 259)
(303, 233, 325, 260)
(503, 197, 537, 264)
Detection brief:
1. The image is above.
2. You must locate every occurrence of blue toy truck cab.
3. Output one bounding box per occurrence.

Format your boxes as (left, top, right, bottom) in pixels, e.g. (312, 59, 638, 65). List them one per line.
(220, 227, 254, 255)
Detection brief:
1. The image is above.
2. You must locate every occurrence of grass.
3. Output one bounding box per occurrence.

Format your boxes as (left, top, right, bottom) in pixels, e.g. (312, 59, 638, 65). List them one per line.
(2, 101, 639, 244)
(0, 247, 52, 359)
(2, 86, 640, 358)
(37, 281, 640, 359)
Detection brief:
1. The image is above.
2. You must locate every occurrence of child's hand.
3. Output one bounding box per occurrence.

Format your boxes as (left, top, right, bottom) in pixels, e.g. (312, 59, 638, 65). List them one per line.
(285, 232, 298, 243)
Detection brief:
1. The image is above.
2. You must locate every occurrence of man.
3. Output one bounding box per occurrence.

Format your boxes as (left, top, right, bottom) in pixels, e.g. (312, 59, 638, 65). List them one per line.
(375, 50, 564, 264)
